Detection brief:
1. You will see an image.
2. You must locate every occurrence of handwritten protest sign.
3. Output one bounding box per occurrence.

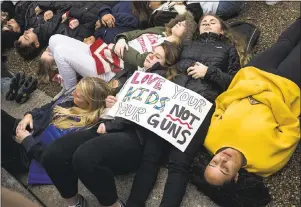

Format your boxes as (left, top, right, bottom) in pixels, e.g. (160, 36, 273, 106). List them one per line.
(107, 71, 213, 152)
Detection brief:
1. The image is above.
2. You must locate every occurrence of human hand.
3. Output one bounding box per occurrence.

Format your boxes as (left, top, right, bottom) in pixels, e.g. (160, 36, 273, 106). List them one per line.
(95, 20, 101, 30)
(97, 123, 106, 134)
(105, 95, 117, 108)
(44, 10, 54, 21)
(83, 36, 96, 44)
(35, 6, 42, 15)
(108, 43, 115, 50)
(101, 14, 115, 28)
(69, 19, 79, 29)
(16, 114, 33, 133)
(187, 62, 208, 79)
(15, 128, 31, 144)
(61, 12, 68, 23)
(114, 39, 128, 58)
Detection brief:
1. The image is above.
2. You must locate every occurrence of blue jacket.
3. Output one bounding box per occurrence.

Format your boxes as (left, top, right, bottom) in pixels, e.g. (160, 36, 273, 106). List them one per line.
(94, 1, 139, 44)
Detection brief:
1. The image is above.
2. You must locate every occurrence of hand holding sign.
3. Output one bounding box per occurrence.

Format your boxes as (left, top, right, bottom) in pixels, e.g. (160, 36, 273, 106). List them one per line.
(107, 71, 212, 152)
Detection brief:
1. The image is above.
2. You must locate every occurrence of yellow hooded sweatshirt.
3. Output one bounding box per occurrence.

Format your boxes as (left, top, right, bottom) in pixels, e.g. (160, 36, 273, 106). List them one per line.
(204, 67, 300, 177)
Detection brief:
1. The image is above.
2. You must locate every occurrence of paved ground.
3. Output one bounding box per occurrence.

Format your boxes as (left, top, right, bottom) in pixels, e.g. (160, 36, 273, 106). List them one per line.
(2, 1, 300, 206)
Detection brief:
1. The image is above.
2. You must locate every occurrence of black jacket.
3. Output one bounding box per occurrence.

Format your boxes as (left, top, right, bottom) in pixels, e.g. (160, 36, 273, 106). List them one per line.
(174, 32, 241, 102)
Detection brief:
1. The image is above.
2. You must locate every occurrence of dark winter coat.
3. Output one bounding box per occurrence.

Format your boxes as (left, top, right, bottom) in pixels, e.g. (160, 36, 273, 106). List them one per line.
(174, 32, 241, 102)
(94, 1, 139, 44)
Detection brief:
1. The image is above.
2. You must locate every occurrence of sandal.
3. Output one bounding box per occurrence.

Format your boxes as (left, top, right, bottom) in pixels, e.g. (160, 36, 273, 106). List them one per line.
(15, 76, 38, 104)
(5, 71, 26, 101)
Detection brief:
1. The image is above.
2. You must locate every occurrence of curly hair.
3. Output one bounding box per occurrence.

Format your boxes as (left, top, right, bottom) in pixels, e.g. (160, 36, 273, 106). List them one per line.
(165, 12, 197, 43)
(190, 163, 271, 207)
(197, 14, 251, 66)
(14, 41, 42, 61)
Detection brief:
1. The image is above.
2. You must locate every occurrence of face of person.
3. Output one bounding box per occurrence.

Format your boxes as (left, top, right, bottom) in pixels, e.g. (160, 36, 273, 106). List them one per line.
(143, 45, 166, 69)
(148, 1, 162, 10)
(2, 19, 21, 33)
(199, 15, 224, 35)
(18, 29, 39, 47)
(41, 48, 54, 63)
(72, 86, 89, 109)
(171, 21, 187, 38)
(204, 148, 243, 185)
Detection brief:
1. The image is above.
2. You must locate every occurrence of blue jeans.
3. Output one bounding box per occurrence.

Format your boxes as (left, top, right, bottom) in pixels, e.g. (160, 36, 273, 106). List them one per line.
(216, 1, 244, 19)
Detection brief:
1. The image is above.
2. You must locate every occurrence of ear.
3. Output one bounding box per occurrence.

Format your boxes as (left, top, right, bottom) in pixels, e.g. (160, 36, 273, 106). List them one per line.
(34, 41, 40, 48)
(234, 172, 239, 183)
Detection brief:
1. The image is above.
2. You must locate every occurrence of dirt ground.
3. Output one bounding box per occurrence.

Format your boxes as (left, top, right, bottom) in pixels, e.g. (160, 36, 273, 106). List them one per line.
(3, 1, 301, 206)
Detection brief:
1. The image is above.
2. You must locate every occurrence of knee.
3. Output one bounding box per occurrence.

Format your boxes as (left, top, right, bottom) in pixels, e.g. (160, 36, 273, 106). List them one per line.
(72, 146, 99, 175)
(41, 143, 64, 169)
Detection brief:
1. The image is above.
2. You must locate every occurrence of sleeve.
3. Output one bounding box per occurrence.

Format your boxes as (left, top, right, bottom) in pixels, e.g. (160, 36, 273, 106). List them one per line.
(21, 135, 45, 162)
(114, 27, 165, 43)
(103, 117, 134, 133)
(37, 2, 72, 15)
(98, 4, 112, 19)
(204, 45, 241, 91)
(24, 101, 54, 120)
(185, 3, 203, 22)
(33, 14, 62, 42)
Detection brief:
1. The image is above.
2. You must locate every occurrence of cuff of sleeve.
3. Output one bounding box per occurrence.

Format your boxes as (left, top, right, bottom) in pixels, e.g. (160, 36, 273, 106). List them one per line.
(21, 135, 38, 152)
(99, 9, 110, 19)
(66, 11, 70, 17)
(204, 66, 214, 80)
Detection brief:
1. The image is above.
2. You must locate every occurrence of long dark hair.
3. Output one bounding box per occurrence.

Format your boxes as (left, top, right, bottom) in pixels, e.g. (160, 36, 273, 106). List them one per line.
(131, 1, 152, 29)
(190, 162, 271, 207)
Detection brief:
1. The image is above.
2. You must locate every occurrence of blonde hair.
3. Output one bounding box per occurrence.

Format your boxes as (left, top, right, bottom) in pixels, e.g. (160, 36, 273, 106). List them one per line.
(52, 77, 113, 129)
(198, 14, 250, 66)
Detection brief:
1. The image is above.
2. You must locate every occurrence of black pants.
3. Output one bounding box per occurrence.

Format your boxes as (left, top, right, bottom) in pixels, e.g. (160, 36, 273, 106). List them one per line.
(1, 110, 28, 174)
(127, 107, 215, 207)
(247, 18, 300, 87)
(41, 129, 143, 206)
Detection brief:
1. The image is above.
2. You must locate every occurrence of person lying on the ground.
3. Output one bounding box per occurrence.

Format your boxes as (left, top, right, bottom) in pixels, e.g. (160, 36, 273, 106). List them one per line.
(14, 9, 99, 61)
(1, 1, 71, 52)
(1, 77, 113, 178)
(123, 14, 242, 207)
(148, 1, 203, 27)
(46, 13, 196, 98)
(186, 0, 244, 20)
(191, 18, 301, 207)
(94, 1, 152, 44)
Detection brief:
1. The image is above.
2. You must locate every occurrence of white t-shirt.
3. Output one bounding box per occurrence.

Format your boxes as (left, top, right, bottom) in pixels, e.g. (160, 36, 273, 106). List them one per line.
(187, 1, 220, 15)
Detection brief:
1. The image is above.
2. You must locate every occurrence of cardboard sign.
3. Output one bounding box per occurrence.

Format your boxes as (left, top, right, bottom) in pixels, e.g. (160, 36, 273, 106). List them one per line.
(107, 71, 213, 152)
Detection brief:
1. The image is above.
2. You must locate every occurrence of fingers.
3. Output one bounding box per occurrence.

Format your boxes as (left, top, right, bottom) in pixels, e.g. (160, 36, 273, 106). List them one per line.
(30, 120, 33, 129)
(97, 123, 105, 134)
(192, 74, 199, 79)
(125, 43, 129, 51)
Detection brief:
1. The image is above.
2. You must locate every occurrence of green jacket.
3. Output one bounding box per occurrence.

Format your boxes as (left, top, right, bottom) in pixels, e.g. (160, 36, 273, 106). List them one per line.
(114, 27, 166, 68)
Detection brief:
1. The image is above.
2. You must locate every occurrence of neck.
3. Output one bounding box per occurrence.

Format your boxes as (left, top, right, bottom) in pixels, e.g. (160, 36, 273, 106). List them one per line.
(166, 35, 178, 43)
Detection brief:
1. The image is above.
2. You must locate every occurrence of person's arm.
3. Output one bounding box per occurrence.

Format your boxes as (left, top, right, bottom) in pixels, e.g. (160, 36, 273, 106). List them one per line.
(37, 2, 72, 15)
(204, 46, 241, 91)
(21, 134, 45, 162)
(103, 117, 134, 133)
(33, 14, 62, 43)
(114, 26, 165, 43)
(24, 101, 54, 120)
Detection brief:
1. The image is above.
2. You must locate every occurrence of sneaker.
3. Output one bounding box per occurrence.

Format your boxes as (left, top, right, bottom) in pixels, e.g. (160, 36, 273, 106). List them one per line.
(75, 194, 87, 207)
(15, 76, 38, 104)
(6, 71, 26, 101)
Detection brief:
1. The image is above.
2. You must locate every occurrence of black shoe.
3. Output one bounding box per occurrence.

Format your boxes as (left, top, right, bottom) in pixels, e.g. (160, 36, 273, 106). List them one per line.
(15, 76, 38, 104)
(75, 194, 88, 207)
(5, 71, 25, 101)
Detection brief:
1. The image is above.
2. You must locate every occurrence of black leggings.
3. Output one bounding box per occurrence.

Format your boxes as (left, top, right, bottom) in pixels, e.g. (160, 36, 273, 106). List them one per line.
(247, 18, 300, 87)
(41, 129, 143, 206)
(1, 110, 28, 174)
(127, 108, 215, 207)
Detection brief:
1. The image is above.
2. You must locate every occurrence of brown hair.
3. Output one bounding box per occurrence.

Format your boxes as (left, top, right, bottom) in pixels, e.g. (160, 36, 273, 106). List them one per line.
(160, 41, 180, 67)
(198, 14, 250, 66)
(131, 1, 153, 29)
(36, 58, 53, 84)
(165, 12, 197, 43)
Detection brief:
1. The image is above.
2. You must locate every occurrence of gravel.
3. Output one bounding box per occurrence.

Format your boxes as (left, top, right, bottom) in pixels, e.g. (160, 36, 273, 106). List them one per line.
(3, 1, 300, 206)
